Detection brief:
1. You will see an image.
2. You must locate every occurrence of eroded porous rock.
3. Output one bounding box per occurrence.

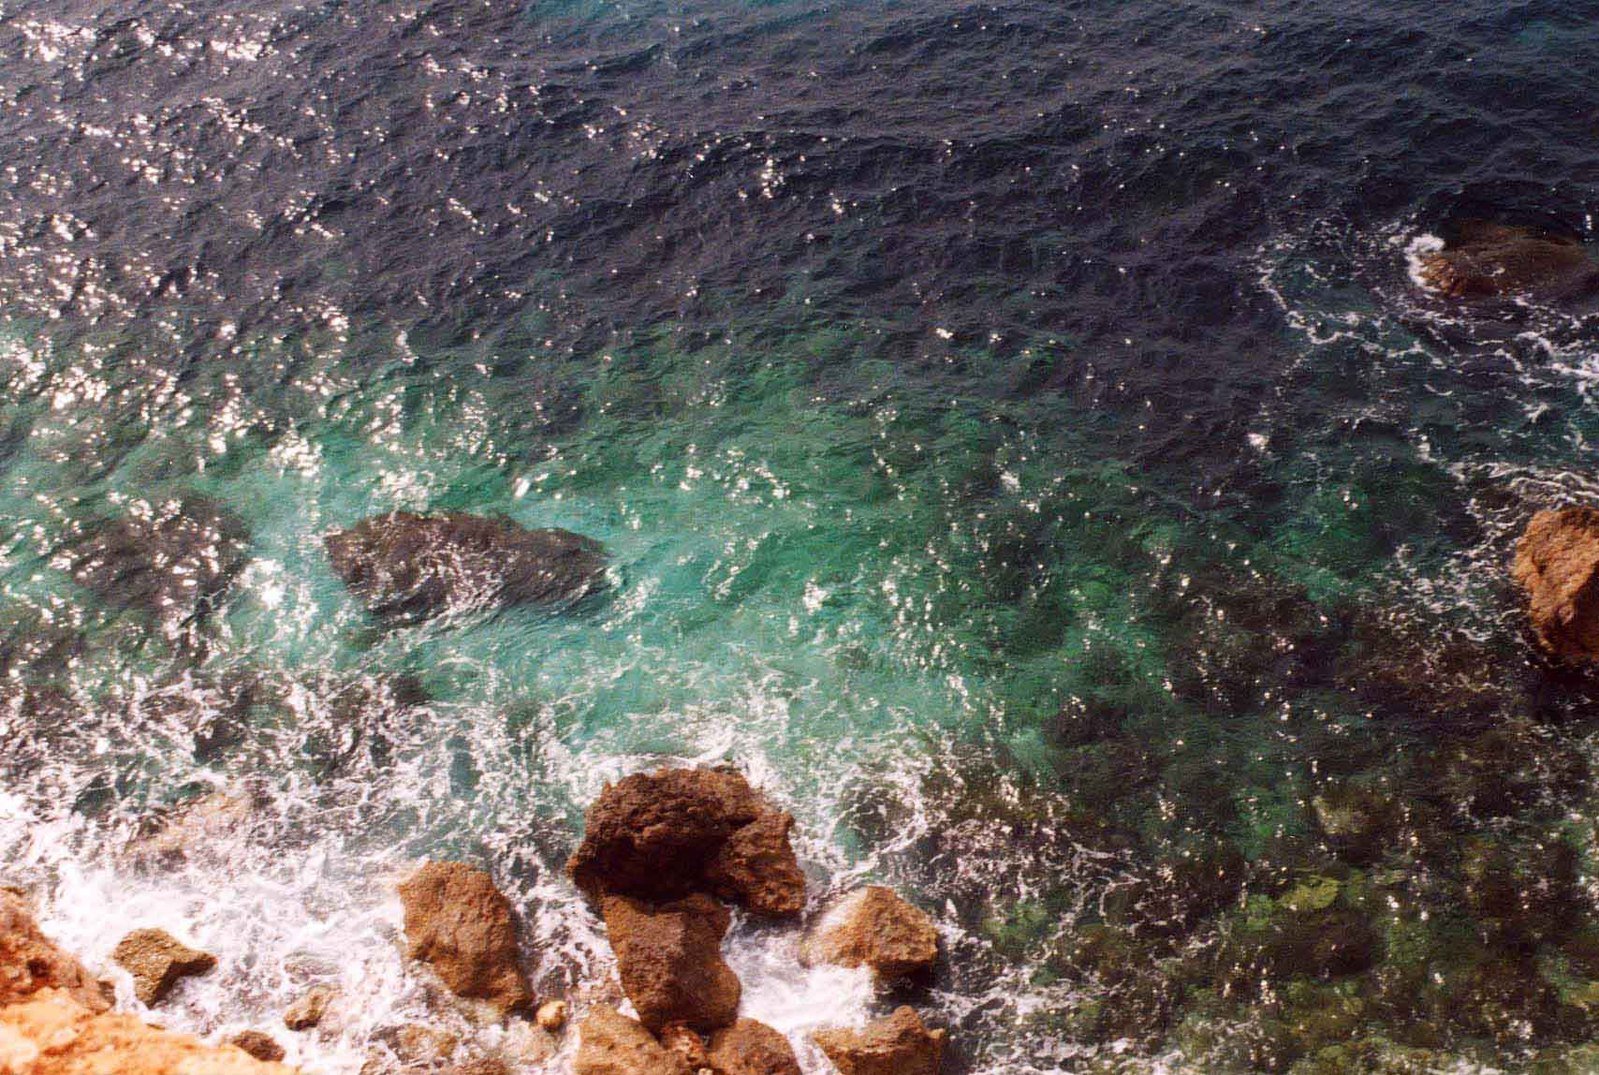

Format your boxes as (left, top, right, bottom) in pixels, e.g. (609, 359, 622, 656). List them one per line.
(657, 1023, 709, 1069)
(229, 1030, 287, 1062)
(283, 985, 335, 1030)
(1417, 222, 1599, 300)
(112, 927, 217, 1006)
(0, 989, 294, 1073)
(812, 1007, 946, 1075)
(0, 891, 109, 1013)
(707, 1018, 802, 1075)
(602, 893, 741, 1032)
(1513, 507, 1599, 659)
(397, 862, 533, 1014)
(574, 1006, 692, 1075)
(324, 512, 607, 623)
(810, 887, 939, 981)
(568, 767, 803, 915)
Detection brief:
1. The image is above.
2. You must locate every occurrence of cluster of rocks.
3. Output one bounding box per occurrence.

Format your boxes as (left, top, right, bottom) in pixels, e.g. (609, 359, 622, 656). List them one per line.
(566, 766, 948, 1075)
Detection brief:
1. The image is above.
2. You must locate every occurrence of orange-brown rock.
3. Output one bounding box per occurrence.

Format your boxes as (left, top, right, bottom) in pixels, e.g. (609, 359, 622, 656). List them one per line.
(1418, 222, 1598, 300)
(397, 862, 533, 1014)
(112, 928, 217, 1006)
(1513, 506, 1599, 659)
(229, 1031, 286, 1062)
(0, 891, 109, 1013)
(811, 1007, 947, 1075)
(282, 985, 335, 1031)
(810, 887, 939, 981)
(657, 1023, 709, 1069)
(707, 1019, 801, 1075)
(601, 893, 741, 1032)
(0, 988, 296, 1073)
(706, 811, 806, 919)
(573, 1006, 692, 1075)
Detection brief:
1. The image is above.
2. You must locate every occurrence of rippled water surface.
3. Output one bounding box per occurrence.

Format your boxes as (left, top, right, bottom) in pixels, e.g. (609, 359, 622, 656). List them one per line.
(5, 0, 1599, 1071)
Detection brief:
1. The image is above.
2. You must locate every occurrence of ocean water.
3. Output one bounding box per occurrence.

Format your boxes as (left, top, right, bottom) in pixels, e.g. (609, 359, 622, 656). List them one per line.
(3, 0, 1599, 1072)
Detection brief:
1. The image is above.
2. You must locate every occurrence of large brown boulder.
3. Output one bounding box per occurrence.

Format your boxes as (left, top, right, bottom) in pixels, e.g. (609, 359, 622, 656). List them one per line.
(0, 892, 109, 1013)
(601, 893, 741, 1032)
(112, 928, 217, 1006)
(568, 767, 804, 916)
(0, 988, 296, 1073)
(325, 512, 607, 623)
(1513, 507, 1599, 659)
(811, 1007, 947, 1075)
(397, 862, 533, 1014)
(707, 1019, 802, 1075)
(1417, 222, 1599, 300)
(810, 887, 939, 981)
(574, 1006, 692, 1075)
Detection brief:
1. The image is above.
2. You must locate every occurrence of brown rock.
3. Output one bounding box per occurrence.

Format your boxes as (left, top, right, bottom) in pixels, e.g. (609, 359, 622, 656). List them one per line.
(811, 887, 939, 981)
(602, 893, 741, 1032)
(397, 862, 533, 1014)
(0, 891, 110, 1013)
(707, 1019, 801, 1075)
(0, 989, 295, 1073)
(283, 985, 336, 1031)
(535, 999, 568, 1031)
(1417, 222, 1599, 300)
(811, 1007, 947, 1075)
(707, 811, 806, 919)
(230, 1030, 287, 1062)
(112, 927, 217, 1006)
(658, 1023, 709, 1069)
(574, 1006, 693, 1075)
(375, 1023, 459, 1066)
(1513, 507, 1599, 659)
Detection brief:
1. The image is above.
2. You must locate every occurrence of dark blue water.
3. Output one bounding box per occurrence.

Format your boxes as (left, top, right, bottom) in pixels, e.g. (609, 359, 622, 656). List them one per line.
(4, 1, 1599, 1071)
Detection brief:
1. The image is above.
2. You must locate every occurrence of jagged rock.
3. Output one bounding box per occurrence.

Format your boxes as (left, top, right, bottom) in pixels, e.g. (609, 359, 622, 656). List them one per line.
(706, 811, 806, 919)
(535, 1000, 568, 1031)
(1513, 507, 1599, 659)
(229, 1030, 287, 1062)
(283, 985, 335, 1030)
(810, 887, 939, 981)
(397, 862, 533, 1014)
(1417, 222, 1598, 300)
(707, 1019, 802, 1075)
(0, 891, 110, 1013)
(601, 893, 741, 1032)
(811, 1007, 947, 1075)
(569, 767, 802, 915)
(112, 927, 217, 1006)
(658, 1023, 709, 1069)
(574, 1006, 693, 1075)
(0, 989, 294, 1073)
(324, 512, 607, 623)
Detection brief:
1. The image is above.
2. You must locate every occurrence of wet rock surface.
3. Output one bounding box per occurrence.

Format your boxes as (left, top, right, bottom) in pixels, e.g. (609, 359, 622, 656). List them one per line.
(706, 1018, 802, 1075)
(574, 1006, 693, 1075)
(324, 511, 607, 623)
(397, 862, 533, 1014)
(112, 927, 217, 1006)
(0, 892, 109, 1014)
(282, 985, 335, 1030)
(1513, 506, 1599, 660)
(1417, 222, 1598, 300)
(812, 1006, 947, 1075)
(601, 892, 741, 1032)
(229, 1030, 287, 1062)
(706, 811, 807, 919)
(810, 886, 939, 981)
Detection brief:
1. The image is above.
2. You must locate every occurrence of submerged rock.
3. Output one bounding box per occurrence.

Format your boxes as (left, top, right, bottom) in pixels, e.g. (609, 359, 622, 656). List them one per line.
(811, 1007, 947, 1075)
(282, 985, 336, 1030)
(229, 1030, 287, 1062)
(1513, 507, 1599, 659)
(706, 1019, 803, 1075)
(1417, 222, 1598, 300)
(112, 927, 217, 1006)
(126, 785, 269, 868)
(601, 892, 741, 1032)
(324, 511, 607, 622)
(0, 891, 110, 1013)
(574, 1006, 693, 1075)
(397, 862, 533, 1015)
(809, 886, 939, 981)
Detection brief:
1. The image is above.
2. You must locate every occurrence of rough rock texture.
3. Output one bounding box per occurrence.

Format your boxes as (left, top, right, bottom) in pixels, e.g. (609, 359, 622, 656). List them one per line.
(811, 1007, 947, 1075)
(1513, 507, 1599, 659)
(282, 985, 335, 1031)
(1417, 222, 1598, 300)
(574, 1006, 693, 1075)
(706, 811, 806, 918)
(0, 989, 295, 1074)
(707, 1019, 802, 1075)
(534, 1000, 568, 1031)
(112, 928, 217, 1006)
(324, 512, 607, 623)
(397, 862, 533, 1014)
(228, 1031, 286, 1063)
(811, 887, 939, 981)
(601, 893, 741, 1032)
(657, 1024, 709, 1069)
(569, 767, 802, 913)
(0, 892, 109, 1013)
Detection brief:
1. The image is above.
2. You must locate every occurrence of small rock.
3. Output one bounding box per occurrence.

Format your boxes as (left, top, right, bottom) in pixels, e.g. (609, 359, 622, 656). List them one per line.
(706, 811, 806, 919)
(0, 889, 111, 1012)
(601, 893, 741, 1032)
(113, 927, 217, 1006)
(575, 1005, 693, 1075)
(535, 999, 568, 1031)
(229, 1030, 286, 1062)
(283, 984, 336, 1030)
(1513, 506, 1599, 659)
(707, 1019, 802, 1075)
(812, 1007, 947, 1075)
(810, 887, 939, 981)
(398, 861, 533, 1014)
(658, 1023, 709, 1069)
(378, 1023, 459, 1066)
